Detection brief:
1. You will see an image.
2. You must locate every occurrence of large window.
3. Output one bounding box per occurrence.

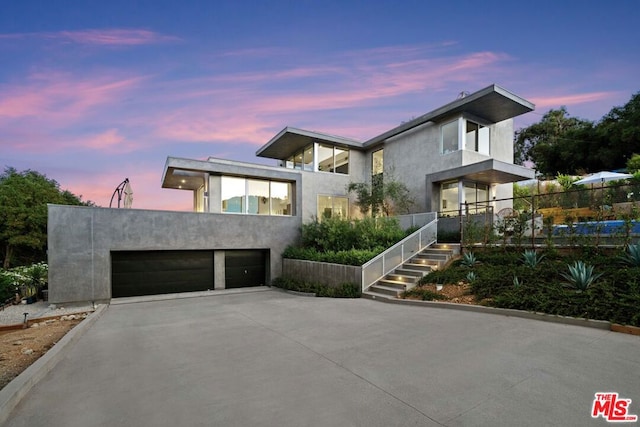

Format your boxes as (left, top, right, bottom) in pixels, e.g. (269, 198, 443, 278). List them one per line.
(464, 182, 489, 214)
(284, 143, 349, 175)
(441, 181, 459, 215)
(372, 149, 384, 176)
(465, 121, 490, 155)
(286, 144, 313, 171)
(442, 119, 490, 155)
(441, 120, 459, 154)
(222, 176, 293, 215)
(317, 195, 349, 219)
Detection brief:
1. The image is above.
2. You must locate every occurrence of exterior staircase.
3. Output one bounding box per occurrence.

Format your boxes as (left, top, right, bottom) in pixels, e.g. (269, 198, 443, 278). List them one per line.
(364, 243, 460, 299)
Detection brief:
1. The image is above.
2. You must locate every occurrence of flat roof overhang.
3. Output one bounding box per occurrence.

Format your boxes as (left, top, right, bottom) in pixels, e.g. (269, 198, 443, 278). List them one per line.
(364, 84, 535, 148)
(256, 126, 363, 160)
(427, 159, 536, 185)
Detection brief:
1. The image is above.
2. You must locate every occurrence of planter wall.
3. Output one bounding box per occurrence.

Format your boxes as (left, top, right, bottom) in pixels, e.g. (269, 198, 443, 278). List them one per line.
(282, 259, 362, 288)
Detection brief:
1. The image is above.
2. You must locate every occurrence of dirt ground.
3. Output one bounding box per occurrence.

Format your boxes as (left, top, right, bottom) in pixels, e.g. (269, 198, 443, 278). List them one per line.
(0, 315, 86, 390)
(402, 283, 479, 304)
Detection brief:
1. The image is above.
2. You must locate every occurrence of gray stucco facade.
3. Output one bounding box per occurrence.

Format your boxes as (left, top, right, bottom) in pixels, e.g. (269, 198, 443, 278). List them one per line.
(48, 205, 301, 303)
(47, 83, 536, 303)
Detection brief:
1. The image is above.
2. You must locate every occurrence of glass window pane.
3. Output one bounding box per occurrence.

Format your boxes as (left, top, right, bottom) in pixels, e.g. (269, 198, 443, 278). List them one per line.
(317, 195, 333, 219)
(293, 151, 303, 170)
(334, 148, 349, 174)
(372, 149, 384, 176)
(247, 179, 270, 215)
(317, 145, 334, 172)
(464, 183, 477, 214)
(466, 121, 479, 151)
(441, 120, 459, 154)
(221, 176, 245, 213)
(303, 145, 313, 171)
(441, 181, 459, 215)
(270, 182, 292, 216)
(334, 197, 349, 218)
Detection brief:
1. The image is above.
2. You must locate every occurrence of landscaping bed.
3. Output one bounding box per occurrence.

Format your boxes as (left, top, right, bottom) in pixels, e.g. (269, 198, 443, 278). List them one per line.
(402, 246, 640, 327)
(0, 314, 86, 390)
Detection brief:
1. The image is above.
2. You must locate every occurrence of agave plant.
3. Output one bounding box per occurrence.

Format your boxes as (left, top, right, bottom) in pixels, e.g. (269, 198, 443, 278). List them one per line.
(513, 276, 522, 288)
(460, 251, 479, 268)
(466, 271, 478, 283)
(619, 244, 640, 267)
(561, 261, 603, 292)
(522, 249, 545, 268)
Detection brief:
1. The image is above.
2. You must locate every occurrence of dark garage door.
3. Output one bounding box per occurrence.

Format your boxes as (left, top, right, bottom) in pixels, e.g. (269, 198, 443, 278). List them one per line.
(225, 250, 266, 289)
(112, 250, 214, 298)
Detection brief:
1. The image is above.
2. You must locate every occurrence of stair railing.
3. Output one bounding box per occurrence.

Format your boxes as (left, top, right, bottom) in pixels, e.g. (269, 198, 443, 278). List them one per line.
(361, 213, 438, 292)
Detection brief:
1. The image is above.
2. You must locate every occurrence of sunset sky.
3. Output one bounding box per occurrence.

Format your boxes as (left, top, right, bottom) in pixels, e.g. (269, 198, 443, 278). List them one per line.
(2, 1, 639, 210)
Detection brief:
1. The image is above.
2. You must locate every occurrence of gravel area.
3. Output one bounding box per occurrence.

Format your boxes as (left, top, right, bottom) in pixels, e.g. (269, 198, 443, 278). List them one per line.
(0, 301, 97, 326)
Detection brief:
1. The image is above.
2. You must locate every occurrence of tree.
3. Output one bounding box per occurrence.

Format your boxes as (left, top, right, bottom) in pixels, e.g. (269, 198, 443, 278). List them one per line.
(514, 107, 593, 176)
(515, 92, 640, 176)
(0, 168, 90, 268)
(347, 171, 414, 217)
(627, 153, 640, 173)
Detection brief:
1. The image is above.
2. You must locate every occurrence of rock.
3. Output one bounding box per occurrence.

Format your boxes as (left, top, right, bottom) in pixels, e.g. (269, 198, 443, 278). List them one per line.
(45, 319, 57, 325)
(60, 315, 69, 321)
(13, 341, 23, 346)
(68, 315, 77, 320)
(21, 348, 34, 355)
(31, 323, 39, 328)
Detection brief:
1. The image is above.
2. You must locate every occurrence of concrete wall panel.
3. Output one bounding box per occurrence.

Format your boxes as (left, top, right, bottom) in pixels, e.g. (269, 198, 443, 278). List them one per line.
(48, 205, 301, 303)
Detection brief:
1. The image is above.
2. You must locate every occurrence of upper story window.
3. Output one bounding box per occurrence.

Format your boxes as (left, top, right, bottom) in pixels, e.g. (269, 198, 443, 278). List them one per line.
(372, 149, 384, 176)
(318, 144, 349, 174)
(286, 145, 313, 171)
(465, 121, 490, 155)
(284, 143, 349, 175)
(441, 120, 459, 154)
(441, 118, 490, 155)
(221, 176, 293, 216)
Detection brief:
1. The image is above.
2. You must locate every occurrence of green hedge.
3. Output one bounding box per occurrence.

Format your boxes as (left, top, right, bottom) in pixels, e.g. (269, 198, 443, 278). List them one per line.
(283, 246, 383, 266)
(271, 277, 361, 298)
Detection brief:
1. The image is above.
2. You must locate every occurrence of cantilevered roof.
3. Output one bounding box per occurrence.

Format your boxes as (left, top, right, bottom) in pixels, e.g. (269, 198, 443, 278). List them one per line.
(364, 84, 535, 148)
(427, 159, 536, 185)
(256, 127, 363, 160)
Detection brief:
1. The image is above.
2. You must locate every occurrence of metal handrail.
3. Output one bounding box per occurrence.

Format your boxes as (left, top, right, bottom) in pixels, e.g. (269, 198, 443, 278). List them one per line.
(361, 213, 438, 291)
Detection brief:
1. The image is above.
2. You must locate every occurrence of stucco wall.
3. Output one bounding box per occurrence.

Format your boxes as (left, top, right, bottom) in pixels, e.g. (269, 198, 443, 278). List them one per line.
(282, 259, 362, 288)
(48, 204, 301, 303)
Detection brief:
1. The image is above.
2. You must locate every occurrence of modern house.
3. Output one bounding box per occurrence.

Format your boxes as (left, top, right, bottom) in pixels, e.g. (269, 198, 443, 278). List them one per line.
(48, 84, 535, 303)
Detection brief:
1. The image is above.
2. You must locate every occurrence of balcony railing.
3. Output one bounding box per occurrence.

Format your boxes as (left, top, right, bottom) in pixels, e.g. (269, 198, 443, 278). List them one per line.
(361, 213, 438, 291)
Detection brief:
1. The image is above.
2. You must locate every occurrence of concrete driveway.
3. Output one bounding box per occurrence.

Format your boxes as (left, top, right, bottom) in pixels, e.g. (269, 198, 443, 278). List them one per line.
(3, 288, 639, 426)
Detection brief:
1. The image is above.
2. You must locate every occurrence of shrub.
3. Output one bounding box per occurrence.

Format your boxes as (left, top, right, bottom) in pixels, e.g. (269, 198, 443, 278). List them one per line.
(522, 249, 545, 268)
(620, 244, 640, 267)
(283, 246, 382, 266)
(271, 277, 360, 298)
(561, 261, 603, 292)
(460, 252, 478, 267)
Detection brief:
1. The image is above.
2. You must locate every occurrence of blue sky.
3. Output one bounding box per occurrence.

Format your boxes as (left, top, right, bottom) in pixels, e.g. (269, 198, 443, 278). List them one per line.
(1, 1, 639, 210)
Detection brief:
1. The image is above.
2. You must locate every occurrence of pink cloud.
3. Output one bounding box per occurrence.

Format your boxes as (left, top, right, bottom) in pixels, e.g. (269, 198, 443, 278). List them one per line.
(0, 29, 180, 46)
(0, 72, 147, 123)
(530, 91, 619, 109)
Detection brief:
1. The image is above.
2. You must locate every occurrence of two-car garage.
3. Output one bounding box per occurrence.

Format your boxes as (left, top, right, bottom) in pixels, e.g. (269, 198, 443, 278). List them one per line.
(111, 250, 267, 298)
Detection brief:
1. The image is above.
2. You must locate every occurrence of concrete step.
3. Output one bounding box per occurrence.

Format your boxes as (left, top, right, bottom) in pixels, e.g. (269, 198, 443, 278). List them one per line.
(385, 273, 419, 284)
(377, 279, 409, 290)
(402, 262, 434, 272)
(432, 243, 460, 254)
(368, 284, 403, 297)
(393, 268, 425, 278)
(362, 291, 394, 301)
(410, 256, 443, 266)
(415, 252, 450, 261)
(421, 248, 454, 256)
